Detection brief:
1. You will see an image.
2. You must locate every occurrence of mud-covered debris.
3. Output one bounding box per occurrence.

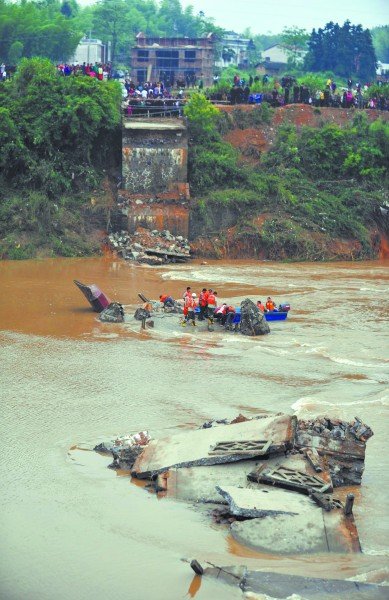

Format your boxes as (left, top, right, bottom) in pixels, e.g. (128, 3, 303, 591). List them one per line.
(295, 415, 373, 486)
(134, 307, 151, 321)
(96, 431, 151, 470)
(99, 302, 125, 323)
(105, 227, 192, 265)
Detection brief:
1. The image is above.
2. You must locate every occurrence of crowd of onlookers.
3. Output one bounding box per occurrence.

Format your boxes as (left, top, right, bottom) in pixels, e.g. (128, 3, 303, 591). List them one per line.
(1, 60, 388, 111)
(56, 62, 113, 79)
(213, 74, 389, 111)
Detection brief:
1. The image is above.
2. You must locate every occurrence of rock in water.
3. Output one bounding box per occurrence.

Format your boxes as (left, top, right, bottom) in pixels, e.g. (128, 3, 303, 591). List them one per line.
(240, 299, 270, 336)
(99, 302, 124, 323)
(134, 307, 150, 321)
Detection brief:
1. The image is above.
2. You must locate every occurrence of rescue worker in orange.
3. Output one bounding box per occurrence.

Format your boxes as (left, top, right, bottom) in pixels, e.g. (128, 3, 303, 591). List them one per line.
(223, 305, 236, 328)
(214, 303, 227, 323)
(206, 289, 217, 322)
(257, 300, 265, 312)
(182, 292, 197, 326)
(183, 286, 192, 300)
(159, 294, 174, 307)
(265, 296, 275, 311)
(198, 288, 208, 321)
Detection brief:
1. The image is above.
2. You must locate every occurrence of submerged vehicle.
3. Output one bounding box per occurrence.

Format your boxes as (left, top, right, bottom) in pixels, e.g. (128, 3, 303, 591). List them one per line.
(74, 280, 111, 312)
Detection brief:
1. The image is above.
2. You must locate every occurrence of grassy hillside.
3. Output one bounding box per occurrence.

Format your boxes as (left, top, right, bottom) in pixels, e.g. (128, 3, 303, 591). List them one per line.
(0, 58, 121, 259)
(186, 95, 389, 260)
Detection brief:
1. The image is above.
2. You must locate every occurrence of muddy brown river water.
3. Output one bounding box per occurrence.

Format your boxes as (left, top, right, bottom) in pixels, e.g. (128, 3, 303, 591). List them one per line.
(0, 257, 388, 600)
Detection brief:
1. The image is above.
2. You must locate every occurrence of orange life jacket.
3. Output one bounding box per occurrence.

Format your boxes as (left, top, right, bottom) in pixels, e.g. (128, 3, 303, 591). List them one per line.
(266, 300, 275, 311)
(160, 294, 168, 303)
(185, 296, 196, 310)
(207, 293, 216, 306)
(199, 291, 208, 307)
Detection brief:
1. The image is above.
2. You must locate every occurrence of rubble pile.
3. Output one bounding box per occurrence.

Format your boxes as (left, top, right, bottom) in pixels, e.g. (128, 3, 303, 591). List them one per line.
(95, 411, 374, 557)
(105, 227, 191, 265)
(99, 302, 125, 323)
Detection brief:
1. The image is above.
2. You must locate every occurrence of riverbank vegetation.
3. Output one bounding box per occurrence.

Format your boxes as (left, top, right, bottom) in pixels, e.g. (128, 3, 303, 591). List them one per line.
(0, 58, 121, 259)
(186, 94, 389, 260)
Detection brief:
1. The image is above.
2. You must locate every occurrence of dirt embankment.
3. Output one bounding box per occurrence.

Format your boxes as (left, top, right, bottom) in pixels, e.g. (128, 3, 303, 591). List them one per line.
(190, 105, 389, 261)
(221, 104, 389, 158)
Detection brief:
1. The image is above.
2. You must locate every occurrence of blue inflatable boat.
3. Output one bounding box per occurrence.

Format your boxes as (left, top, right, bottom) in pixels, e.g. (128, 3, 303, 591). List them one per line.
(232, 307, 288, 324)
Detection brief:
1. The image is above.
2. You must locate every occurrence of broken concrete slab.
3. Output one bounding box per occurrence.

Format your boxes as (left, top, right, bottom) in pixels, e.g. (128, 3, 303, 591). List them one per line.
(242, 570, 388, 599)
(230, 503, 361, 554)
(257, 464, 332, 494)
(157, 461, 259, 503)
(248, 451, 333, 494)
(189, 563, 388, 599)
(132, 414, 295, 479)
(216, 484, 317, 518)
(322, 508, 361, 553)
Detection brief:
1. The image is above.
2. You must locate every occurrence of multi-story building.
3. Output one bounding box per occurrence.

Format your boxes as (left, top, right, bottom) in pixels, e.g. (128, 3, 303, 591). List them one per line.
(69, 37, 110, 64)
(214, 31, 251, 69)
(130, 32, 215, 87)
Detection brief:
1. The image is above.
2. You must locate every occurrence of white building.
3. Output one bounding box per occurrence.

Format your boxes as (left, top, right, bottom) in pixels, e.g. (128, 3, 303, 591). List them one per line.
(69, 38, 110, 64)
(377, 61, 389, 76)
(215, 31, 251, 69)
(262, 44, 307, 65)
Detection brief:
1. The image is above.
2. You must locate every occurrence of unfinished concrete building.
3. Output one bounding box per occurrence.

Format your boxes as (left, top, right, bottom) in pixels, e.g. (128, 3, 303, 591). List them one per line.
(130, 32, 215, 87)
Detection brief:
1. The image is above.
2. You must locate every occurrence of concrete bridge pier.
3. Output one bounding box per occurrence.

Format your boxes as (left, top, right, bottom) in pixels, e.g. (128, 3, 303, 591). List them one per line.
(119, 118, 190, 238)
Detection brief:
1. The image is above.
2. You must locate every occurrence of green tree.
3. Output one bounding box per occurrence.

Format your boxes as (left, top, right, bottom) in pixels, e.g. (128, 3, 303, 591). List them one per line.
(0, 57, 121, 194)
(93, 0, 128, 66)
(184, 92, 219, 139)
(8, 41, 24, 65)
(371, 25, 389, 62)
(0, 0, 82, 63)
(281, 26, 309, 67)
(305, 21, 377, 81)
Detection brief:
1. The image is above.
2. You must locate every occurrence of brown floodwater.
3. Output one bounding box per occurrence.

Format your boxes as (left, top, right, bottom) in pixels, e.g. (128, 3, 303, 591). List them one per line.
(0, 257, 388, 600)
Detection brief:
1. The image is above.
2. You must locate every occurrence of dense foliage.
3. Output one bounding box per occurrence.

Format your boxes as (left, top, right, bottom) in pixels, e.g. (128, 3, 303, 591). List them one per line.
(0, 0, 222, 66)
(371, 26, 389, 62)
(0, 0, 82, 64)
(0, 58, 121, 258)
(305, 21, 377, 81)
(185, 95, 388, 260)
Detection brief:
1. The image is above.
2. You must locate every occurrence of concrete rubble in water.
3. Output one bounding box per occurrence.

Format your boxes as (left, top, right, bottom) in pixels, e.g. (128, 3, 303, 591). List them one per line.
(189, 566, 388, 599)
(105, 228, 191, 265)
(95, 410, 374, 558)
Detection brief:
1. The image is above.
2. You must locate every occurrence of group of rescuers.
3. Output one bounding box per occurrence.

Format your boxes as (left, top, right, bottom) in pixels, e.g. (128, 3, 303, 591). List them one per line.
(159, 288, 277, 328)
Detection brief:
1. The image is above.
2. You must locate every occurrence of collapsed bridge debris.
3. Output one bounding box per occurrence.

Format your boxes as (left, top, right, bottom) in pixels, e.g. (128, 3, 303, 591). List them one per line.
(95, 411, 373, 556)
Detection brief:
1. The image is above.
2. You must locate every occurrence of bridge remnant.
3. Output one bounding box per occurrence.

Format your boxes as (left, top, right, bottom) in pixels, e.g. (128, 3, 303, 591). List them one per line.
(120, 118, 190, 238)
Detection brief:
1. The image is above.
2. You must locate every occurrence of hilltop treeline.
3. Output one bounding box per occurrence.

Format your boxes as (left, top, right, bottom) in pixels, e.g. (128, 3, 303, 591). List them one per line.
(0, 0, 388, 72)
